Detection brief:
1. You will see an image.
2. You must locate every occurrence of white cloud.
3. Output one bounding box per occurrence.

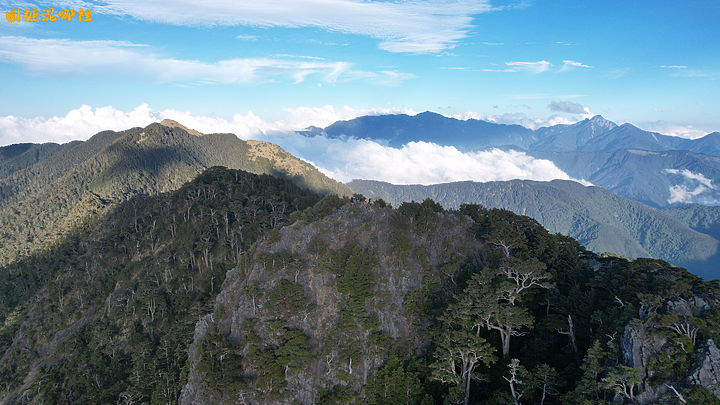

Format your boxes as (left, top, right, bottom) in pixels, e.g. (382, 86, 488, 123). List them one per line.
(279, 137, 584, 185)
(664, 169, 713, 188)
(504, 61, 551, 74)
(664, 169, 720, 205)
(637, 120, 708, 139)
(0, 36, 413, 85)
(0, 104, 418, 146)
(0, 104, 159, 145)
(448, 111, 576, 130)
(91, 0, 492, 53)
(0, 103, 588, 187)
(547, 100, 594, 118)
(559, 60, 593, 72)
(548, 100, 584, 115)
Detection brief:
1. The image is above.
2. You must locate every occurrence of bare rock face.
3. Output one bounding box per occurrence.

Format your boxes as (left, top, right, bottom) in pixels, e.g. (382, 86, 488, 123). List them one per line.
(180, 313, 213, 405)
(688, 339, 720, 397)
(622, 321, 668, 380)
(180, 204, 480, 404)
(621, 321, 670, 404)
(666, 296, 714, 317)
(619, 295, 720, 404)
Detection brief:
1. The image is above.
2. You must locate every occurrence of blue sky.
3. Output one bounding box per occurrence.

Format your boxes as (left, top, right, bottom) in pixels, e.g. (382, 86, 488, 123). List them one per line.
(0, 0, 719, 185)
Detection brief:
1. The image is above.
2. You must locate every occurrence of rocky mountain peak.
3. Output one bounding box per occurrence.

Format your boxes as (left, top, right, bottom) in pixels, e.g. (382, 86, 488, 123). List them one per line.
(587, 115, 617, 130)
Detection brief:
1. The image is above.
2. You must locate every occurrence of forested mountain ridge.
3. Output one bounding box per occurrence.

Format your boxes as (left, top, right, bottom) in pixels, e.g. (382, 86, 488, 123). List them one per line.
(1, 165, 719, 404)
(663, 204, 720, 241)
(181, 193, 720, 404)
(526, 148, 720, 208)
(348, 178, 719, 279)
(0, 167, 325, 403)
(0, 122, 352, 266)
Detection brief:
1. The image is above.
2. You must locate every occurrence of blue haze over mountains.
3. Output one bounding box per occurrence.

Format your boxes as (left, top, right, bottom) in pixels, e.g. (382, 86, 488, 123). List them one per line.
(298, 112, 720, 208)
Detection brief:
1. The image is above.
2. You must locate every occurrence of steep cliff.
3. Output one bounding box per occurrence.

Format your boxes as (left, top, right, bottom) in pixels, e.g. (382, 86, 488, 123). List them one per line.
(620, 295, 720, 404)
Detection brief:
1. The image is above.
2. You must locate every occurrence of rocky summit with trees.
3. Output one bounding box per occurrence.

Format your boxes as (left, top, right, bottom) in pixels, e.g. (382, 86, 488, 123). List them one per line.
(1, 132, 720, 404)
(182, 185, 720, 405)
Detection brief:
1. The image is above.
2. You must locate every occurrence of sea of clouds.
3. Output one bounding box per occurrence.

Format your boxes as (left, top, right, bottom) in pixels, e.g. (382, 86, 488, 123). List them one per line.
(0, 104, 707, 188)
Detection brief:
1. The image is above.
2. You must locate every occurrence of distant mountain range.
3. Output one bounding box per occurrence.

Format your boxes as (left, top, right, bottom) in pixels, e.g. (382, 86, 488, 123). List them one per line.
(299, 112, 720, 208)
(348, 178, 720, 279)
(527, 148, 720, 207)
(300, 112, 720, 155)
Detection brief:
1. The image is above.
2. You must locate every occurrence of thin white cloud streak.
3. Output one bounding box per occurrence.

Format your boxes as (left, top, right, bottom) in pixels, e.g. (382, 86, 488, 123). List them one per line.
(504, 60, 551, 74)
(91, 0, 492, 53)
(370, 70, 418, 86)
(0, 104, 418, 146)
(663, 169, 719, 205)
(559, 60, 592, 72)
(486, 60, 590, 74)
(0, 36, 414, 85)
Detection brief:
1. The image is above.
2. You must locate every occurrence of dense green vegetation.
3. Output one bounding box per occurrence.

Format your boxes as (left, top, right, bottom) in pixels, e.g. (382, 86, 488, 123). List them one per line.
(0, 166, 323, 403)
(1, 153, 719, 404)
(348, 178, 720, 279)
(0, 123, 351, 267)
(663, 203, 720, 241)
(188, 194, 720, 404)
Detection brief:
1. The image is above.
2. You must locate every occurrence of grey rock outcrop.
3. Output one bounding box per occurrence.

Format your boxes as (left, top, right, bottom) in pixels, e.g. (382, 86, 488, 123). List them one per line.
(620, 296, 720, 404)
(621, 321, 670, 403)
(687, 339, 720, 397)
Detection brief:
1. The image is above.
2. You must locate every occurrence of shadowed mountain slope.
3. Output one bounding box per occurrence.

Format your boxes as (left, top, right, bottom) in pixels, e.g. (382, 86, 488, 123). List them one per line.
(0, 122, 352, 266)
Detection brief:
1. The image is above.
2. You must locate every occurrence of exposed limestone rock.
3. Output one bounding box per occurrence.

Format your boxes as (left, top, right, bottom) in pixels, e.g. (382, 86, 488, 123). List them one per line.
(621, 320, 670, 404)
(179, 314, 213, 405)
(666, 296, 714, 317)
(688, 339, 720, 398)
(619, 295, 720, 403)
